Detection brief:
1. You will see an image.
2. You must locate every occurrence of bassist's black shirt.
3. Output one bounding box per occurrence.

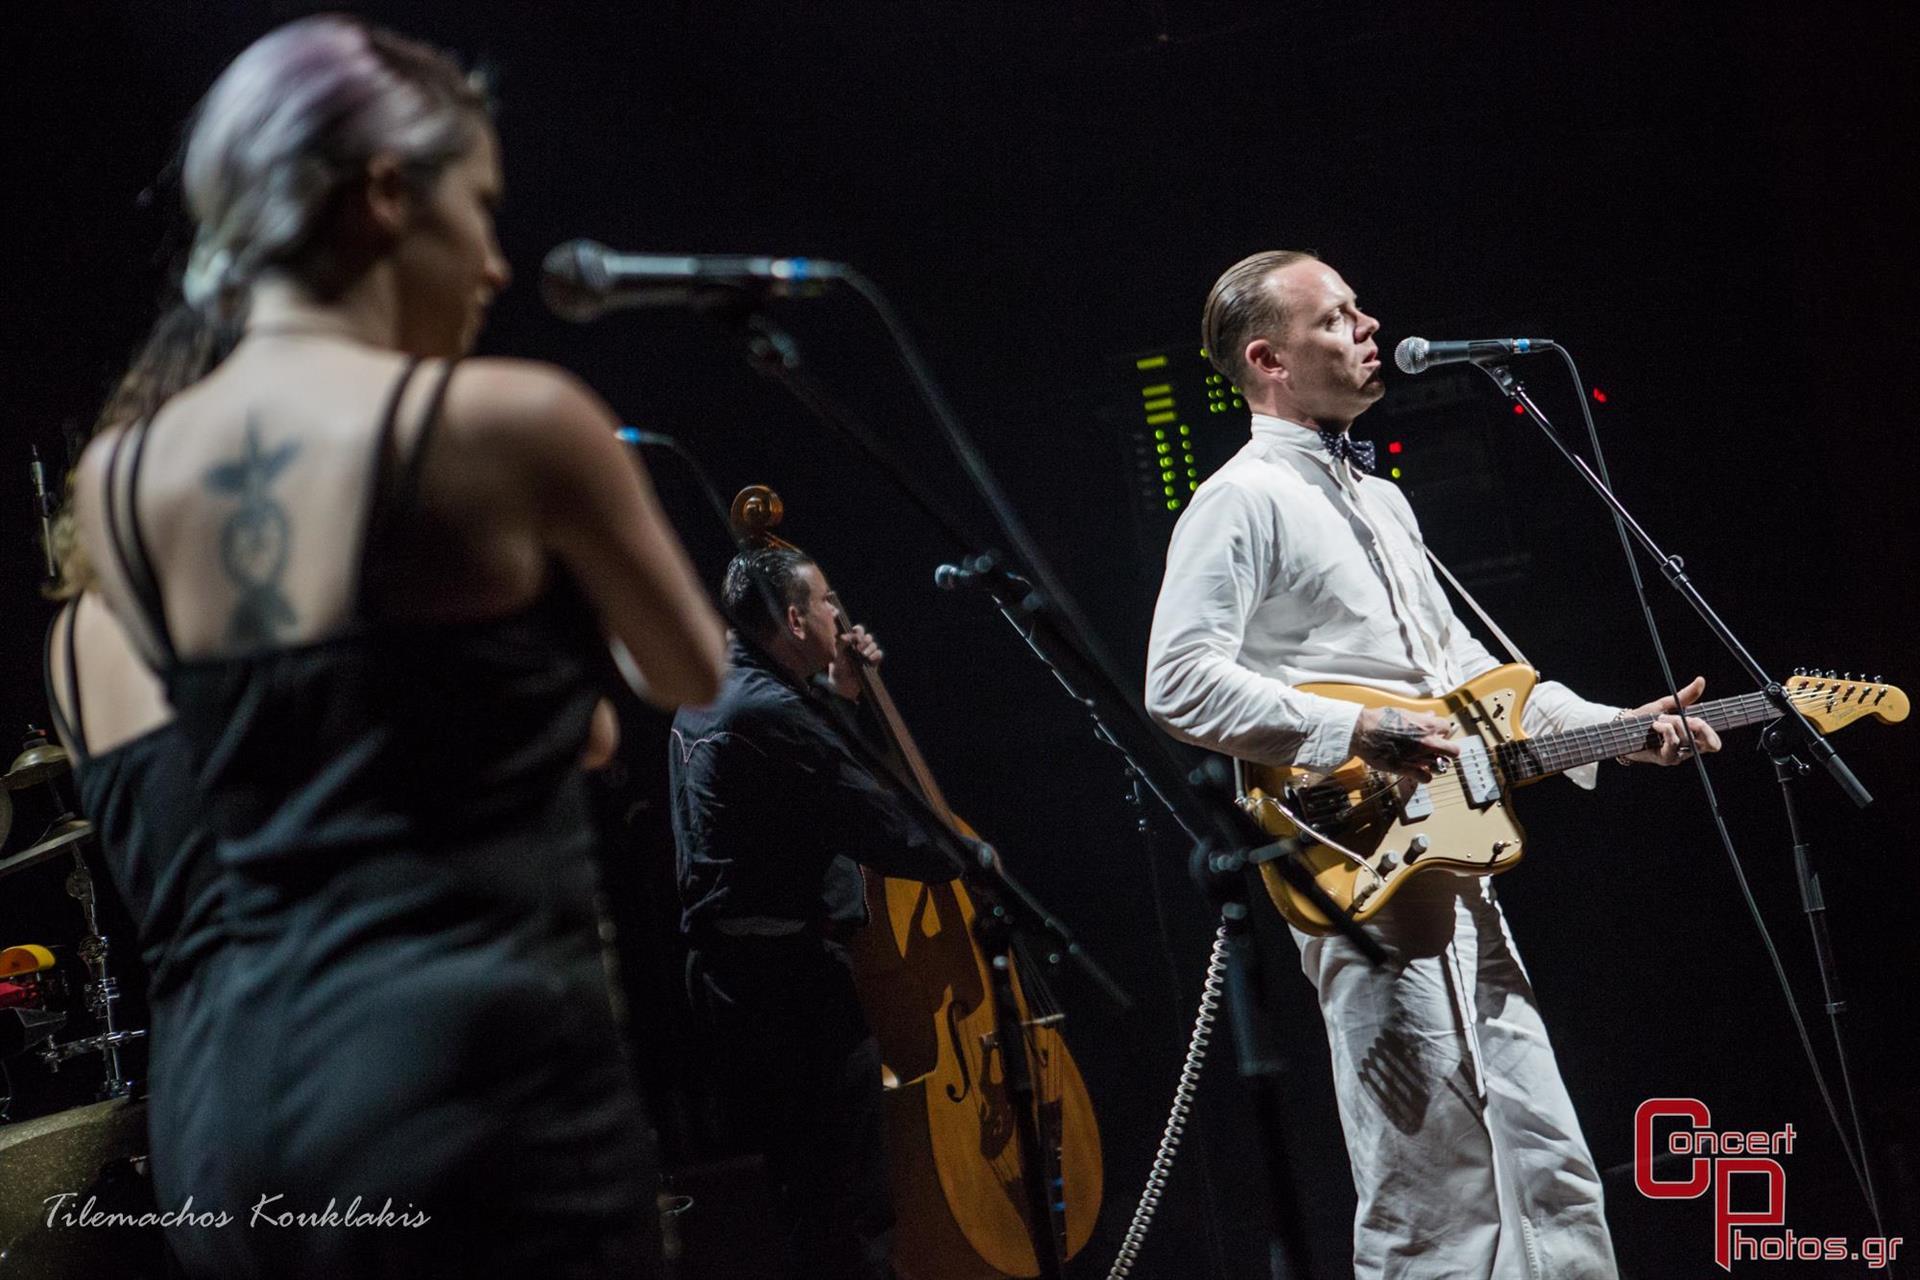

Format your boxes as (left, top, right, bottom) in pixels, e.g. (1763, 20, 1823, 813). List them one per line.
(670, 637, 951, 937)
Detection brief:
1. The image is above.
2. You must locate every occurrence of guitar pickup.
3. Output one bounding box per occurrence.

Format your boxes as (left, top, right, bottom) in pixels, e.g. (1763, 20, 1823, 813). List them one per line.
(1456, 742, 1501, 807)
(1400, 783, 1434, 821)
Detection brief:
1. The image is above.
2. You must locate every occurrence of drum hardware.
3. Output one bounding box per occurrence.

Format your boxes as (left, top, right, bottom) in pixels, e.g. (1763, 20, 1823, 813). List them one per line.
(37, 829, 144, 1097)
(4, 1006, 68, 1060)
(1, 724, 147, 1101)
(0, 819, 93, 881)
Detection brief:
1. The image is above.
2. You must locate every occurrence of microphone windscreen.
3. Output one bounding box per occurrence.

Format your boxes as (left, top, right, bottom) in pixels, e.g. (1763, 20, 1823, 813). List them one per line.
(1392, 336, 1428, 375)
(540, 239, 611, 324)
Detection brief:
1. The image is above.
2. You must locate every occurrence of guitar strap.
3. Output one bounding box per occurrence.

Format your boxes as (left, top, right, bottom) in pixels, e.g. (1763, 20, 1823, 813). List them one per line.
(1422, 546, 1533, 672)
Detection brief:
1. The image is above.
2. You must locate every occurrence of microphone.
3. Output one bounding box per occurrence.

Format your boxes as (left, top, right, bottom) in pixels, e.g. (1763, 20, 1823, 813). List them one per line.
(28, 445, 56, 582)
(541, 239, 843, 323)
(934, 558, 1030, 594)
(1393, 335, 1556, 375)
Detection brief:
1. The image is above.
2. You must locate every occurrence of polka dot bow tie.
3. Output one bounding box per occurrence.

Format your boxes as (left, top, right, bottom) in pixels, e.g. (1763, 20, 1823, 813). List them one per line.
(1318, 429, 1377, 474)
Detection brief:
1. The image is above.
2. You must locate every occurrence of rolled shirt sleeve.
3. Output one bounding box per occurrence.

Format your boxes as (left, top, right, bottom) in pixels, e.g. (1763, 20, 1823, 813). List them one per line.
(1146, 480, 1364, 775)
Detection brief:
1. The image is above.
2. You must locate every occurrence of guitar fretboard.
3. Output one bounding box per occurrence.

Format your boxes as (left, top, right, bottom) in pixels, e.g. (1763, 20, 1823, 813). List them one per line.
(1495, 689, 1828, 781)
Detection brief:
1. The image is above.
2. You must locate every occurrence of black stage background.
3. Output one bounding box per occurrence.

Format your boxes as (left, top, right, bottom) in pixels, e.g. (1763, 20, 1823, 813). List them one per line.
(4, 3, 1917, 1277)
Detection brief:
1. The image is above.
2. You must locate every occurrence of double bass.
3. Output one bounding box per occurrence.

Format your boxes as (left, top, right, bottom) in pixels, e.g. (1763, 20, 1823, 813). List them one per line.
(730, 486, 1102, 1280)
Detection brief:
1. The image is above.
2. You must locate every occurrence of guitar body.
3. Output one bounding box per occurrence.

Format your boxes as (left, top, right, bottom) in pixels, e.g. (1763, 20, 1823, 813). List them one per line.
(1243, 664, 1540, 935)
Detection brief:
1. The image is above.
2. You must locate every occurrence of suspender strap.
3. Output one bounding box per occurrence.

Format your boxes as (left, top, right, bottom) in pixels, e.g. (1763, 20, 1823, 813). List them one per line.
(1423, 545, 1532, 670)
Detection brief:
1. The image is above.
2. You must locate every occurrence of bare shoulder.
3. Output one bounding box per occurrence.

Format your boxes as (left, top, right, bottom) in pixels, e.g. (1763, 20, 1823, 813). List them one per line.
(441, 358, 614, 440)
(73, 424, 127, 488)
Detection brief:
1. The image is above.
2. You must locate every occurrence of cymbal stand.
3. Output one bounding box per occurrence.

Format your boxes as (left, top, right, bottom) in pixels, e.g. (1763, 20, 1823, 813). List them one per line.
(38, 836, 145, 1098)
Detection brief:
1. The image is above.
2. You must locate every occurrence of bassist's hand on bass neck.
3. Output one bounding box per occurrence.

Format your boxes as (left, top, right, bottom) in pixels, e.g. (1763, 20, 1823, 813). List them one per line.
(828, 623, 883, 701)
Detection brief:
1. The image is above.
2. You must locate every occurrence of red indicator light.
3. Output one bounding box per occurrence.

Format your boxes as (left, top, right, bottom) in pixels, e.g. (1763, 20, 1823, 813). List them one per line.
(1512, 403, 1526, 415)
(1591, 387, 1608, 403)
(1388, 441, 1403, 454)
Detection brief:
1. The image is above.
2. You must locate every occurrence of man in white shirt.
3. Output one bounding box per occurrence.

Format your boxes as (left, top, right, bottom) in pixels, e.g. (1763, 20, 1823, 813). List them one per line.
(1145, 250, 1720, 1279)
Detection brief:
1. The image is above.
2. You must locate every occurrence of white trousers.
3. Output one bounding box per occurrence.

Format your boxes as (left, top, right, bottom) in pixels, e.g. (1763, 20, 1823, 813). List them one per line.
(1293, 874, 1619, 1280)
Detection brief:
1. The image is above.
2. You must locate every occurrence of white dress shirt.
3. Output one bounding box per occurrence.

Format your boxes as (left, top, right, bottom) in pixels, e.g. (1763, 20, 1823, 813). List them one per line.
(1146, 413, 1617, 781)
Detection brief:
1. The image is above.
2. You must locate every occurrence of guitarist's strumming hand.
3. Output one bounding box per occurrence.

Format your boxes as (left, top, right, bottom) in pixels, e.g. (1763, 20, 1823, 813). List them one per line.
(1350, 706, 1462, 782)
(1618, 675, 1723, 765)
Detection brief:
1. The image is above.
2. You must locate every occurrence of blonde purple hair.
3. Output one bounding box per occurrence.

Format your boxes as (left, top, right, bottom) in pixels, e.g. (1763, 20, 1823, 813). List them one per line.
(56, 18, 487, 596)
(181, 14, 489, 316)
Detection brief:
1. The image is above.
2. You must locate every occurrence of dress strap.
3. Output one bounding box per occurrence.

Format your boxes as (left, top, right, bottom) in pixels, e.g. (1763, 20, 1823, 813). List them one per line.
(100, 421, 178, 666)
(389, 358, 461, 529)
(355, 357, 460, 618)
(42, 601, 87, 763)
(352, 357, 425, 600)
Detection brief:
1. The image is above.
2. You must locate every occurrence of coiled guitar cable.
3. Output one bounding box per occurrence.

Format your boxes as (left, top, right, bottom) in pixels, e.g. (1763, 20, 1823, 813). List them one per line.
(1105, 923, 1230, 1280)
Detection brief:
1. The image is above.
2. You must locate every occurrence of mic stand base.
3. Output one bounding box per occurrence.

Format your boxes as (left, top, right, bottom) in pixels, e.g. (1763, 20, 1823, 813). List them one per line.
(1762, 724, 1886, 1230)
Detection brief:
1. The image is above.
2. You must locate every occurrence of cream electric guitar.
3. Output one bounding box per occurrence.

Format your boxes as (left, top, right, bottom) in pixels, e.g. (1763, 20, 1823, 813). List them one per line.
(1239, 665, 1908, 935)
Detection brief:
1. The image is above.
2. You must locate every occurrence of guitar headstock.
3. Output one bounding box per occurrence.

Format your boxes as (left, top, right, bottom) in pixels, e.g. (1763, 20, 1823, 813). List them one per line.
(1786, 671, 1910, 734)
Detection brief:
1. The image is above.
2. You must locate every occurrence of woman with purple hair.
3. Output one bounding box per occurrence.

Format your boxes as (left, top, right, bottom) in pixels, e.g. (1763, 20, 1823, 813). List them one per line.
(70, 16, 727, 1276)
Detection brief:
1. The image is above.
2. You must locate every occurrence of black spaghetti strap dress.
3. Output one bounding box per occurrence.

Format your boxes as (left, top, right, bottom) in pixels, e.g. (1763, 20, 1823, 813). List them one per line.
(98, 358, 658, 1279)
(43, 594, 224, 1069)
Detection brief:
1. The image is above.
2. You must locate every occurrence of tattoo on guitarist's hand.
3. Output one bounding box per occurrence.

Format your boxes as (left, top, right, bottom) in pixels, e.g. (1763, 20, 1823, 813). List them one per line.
(1362, 709, 1426, 767)
(1350, 706, 1462, 780)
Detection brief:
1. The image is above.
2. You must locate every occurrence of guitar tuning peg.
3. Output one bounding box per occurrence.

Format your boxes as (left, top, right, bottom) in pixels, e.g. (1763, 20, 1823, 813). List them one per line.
(1793, 665, 1804, 676)
(1874, 673, 1883, 683)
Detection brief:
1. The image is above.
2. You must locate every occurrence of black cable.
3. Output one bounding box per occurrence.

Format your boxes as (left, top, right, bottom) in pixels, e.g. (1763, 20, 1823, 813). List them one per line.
(1548, 347, 1885, 1237)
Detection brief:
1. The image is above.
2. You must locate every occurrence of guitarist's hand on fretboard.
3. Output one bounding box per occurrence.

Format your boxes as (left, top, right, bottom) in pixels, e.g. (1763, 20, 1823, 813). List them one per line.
(1350, 705, 1463, 781)
(1616, 675, 1725, 766)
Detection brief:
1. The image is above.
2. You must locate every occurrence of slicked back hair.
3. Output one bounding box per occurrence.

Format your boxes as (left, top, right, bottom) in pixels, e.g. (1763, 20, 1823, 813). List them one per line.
(1201, 250, 1319, 386)
(721, 546, 816, 641)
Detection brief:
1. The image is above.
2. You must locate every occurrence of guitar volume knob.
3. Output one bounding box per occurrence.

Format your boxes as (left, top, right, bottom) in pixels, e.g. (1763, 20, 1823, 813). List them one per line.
(1407, 835, 1431, 861)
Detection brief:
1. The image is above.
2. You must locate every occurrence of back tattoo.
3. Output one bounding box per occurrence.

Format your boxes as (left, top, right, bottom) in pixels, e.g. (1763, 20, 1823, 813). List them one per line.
(204, 419, 300, 647)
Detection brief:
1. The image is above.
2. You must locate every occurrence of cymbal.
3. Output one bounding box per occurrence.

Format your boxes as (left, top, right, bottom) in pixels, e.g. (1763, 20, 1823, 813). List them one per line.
(3, 741, 69, 791)
(0, 819, 93, 882)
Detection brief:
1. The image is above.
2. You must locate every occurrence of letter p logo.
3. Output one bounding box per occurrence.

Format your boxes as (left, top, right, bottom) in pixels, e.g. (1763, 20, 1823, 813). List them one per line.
(1713, 1158, 1786, 1271)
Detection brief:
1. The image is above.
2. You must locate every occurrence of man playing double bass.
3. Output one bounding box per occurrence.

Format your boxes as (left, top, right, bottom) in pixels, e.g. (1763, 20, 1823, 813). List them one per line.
(671, 545, 953, 1279)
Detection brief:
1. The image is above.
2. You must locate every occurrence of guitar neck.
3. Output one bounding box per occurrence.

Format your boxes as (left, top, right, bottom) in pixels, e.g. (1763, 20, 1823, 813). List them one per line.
(1499, 690, 1791, 781)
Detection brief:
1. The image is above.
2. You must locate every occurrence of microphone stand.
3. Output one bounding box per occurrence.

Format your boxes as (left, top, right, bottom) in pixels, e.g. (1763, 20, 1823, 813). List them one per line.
(944, 554, 1325, 1279)
(701, 296, 1379, 1279)
(1475, 359, 1887, 1233)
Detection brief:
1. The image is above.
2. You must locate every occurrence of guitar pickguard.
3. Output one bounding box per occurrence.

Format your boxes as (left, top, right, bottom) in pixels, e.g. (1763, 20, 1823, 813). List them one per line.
(1242, 668, 1536, 933)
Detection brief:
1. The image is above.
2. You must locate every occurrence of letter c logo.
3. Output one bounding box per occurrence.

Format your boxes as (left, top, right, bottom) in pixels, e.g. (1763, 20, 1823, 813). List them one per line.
(1636, 1098, 1711, 1199)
